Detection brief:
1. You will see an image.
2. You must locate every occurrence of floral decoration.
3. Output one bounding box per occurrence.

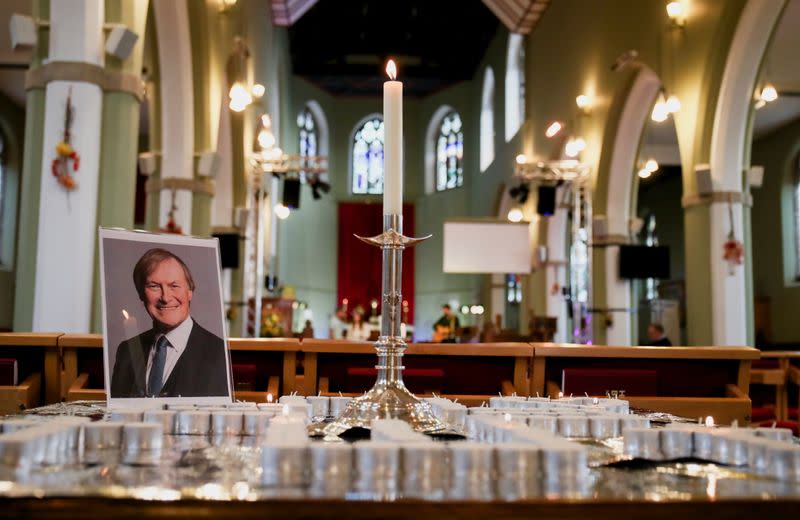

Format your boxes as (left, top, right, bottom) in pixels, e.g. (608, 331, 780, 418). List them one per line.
(51, 89, 80, 191)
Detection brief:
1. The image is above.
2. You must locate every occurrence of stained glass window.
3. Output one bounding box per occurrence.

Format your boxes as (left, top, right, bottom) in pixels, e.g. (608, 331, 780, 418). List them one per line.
(505, 34, 525, 141)
(297, 107, 317, 158)
(351, 117, 384, 194)
(436, 111, 464, 191)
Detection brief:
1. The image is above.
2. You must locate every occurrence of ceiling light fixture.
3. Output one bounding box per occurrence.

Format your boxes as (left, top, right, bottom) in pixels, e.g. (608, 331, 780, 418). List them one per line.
(564, 137, 586, 158)
(637, 168, 652, 179)
(576, 94, 592, 113)
(274, 204, 290, 220)
(545, 121, 563, 138)
(760, 83, 778, 103)
(644, 158, 659, 173)
(665, 94, 681, 113)
(515, 154, 528, 165)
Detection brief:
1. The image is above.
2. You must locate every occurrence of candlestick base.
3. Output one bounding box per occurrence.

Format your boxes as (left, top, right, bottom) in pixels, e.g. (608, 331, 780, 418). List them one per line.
(318, 380, 447, 438)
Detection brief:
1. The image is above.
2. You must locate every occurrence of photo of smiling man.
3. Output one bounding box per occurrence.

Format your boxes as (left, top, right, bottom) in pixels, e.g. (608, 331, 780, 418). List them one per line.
(100, 229, 232, 403)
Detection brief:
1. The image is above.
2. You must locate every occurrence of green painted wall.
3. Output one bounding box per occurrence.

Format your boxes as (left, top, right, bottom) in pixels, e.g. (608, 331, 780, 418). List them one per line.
(751, 117, 800, 344)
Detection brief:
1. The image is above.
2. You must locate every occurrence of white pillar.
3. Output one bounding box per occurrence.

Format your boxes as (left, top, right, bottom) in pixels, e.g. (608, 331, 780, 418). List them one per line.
(153, 0, 194, 233)
(545, 202, 568, 343)
(604, 246, 632, 345)
(709, 202, 747, 345)
(706, 0, 785, 345)
(32, 0, 104, 332)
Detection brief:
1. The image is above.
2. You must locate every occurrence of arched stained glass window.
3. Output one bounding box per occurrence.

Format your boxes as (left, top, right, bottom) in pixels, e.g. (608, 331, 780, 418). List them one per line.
(480, 67, 495, 171)
(436, 111, 464, 191)
(351, 117, 384, 194)
(505, 34, 525, 141)
(297, 106, 317, 158)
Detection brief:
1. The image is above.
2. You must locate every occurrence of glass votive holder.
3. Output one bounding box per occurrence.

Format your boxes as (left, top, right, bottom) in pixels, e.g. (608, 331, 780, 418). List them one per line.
(306, 396, 330, 420)
(352, 441, 400, 500)
(243, 411, 272, 436)
(588, 415, 620, 439)
(659, 428, 693, 459)
(211, 411, 244, 436)
(447, 442, 493, 501)
(142, 409, 176, 434)
(401, 442, 448, 500)
(495, 443, 541, 500)
(174, 410, 211, 435)
(261, 441, 310, 488)
(309, 442, 352, 498)
(623, 427, 662, 460)
(557, 415, 590, 438)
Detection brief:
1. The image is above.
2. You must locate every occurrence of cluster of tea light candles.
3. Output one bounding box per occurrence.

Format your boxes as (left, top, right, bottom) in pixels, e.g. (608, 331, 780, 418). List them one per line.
(624, 416, 800, 480)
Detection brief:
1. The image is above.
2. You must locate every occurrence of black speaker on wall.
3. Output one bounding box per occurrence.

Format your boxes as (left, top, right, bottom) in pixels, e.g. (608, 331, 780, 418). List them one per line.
(213, 233, 240, 269)
(537, 185, 556, 216)
(283, 179, 301, 209)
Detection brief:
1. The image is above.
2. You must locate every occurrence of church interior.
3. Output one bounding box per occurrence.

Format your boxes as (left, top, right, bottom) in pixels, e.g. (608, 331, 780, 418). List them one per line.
(0, 0, 798, 516)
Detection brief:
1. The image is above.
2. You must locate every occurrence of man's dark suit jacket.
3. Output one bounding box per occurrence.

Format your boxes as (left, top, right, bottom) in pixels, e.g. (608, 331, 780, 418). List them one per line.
(110, 320, 230, 398)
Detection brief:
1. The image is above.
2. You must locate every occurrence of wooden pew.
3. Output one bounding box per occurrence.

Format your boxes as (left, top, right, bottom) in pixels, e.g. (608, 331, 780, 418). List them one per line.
(301, 340, 533, 406)
(59, 334, 301, 402)
(0, 333, 62, 410)
(753, 351, 800, 421)
(530, 343, 760, 424)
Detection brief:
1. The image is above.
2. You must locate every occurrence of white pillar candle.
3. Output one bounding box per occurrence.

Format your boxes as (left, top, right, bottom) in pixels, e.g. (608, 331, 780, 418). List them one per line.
(588, 415, 620, 439)
(306, 396, 330, 419)
(83, 422, 123, 452)
(329, 396, 352, 418)
(261, 441, 309, 487)
(383, 60, 403, 215)
(659, 428, 693, 459)
(754, 426, 794, 442)
(447, 442, 494, 500)
(109, 409, 144, 423)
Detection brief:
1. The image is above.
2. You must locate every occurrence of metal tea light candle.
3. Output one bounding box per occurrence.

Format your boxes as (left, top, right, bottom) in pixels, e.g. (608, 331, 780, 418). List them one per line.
(320, 61, 447, 436)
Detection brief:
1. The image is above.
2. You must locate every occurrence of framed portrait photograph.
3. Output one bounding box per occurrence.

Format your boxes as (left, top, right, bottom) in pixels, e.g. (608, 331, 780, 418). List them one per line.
(99, 228, 233, 407)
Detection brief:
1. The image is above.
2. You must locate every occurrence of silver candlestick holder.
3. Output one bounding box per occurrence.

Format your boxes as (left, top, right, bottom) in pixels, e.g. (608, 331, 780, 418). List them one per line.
(320, 214, 447, 436)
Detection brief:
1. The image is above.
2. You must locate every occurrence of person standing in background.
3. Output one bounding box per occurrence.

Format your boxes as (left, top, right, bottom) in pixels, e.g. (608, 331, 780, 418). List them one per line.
(328, 306, 348, 339)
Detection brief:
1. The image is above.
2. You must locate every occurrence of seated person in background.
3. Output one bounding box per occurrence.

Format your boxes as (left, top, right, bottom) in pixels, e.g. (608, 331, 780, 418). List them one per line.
(328, 306, 347, 339)
(302, 320, 314, 338)
(646, 323, 672, 346)
(347, 307, 371, 341)
(433, 304, 460, 343)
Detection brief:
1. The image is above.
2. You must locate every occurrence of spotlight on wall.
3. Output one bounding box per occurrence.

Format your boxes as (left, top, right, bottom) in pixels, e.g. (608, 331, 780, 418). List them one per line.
(515, 154, 528, 165)
(644, 158, 659, 174)
(251, 83, 265, 98)
(665, 94, 681, 113)
(760, 83, 778, 103)
(576, 94, 593, 114)
(274, 204, 290, 220)
(666, 1, 686, 27)
(545, 121, 563, 138)
(651, 93, 669, 122)
(105, 24, 139, 60)
(507, 207, 524, 223)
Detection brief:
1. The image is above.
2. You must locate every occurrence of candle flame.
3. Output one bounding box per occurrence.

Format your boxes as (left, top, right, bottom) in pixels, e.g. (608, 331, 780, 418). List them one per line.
(704, 416, 715, 427)
(504, 413, 512, 423)
(281, 404, 290, 417)
(122, 309, 130, 320)
(386, 59, 397, 80)
(267, 393, 273, 403)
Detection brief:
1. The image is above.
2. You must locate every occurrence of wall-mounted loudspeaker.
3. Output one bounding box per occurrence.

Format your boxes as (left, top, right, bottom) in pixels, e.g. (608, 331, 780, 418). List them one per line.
(105, 24, 139, 60)
(197, 151, 219, 177)
(137, 152, 157, 176)
(9, 14, 36, 50)
(695, 164, 713, 195)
